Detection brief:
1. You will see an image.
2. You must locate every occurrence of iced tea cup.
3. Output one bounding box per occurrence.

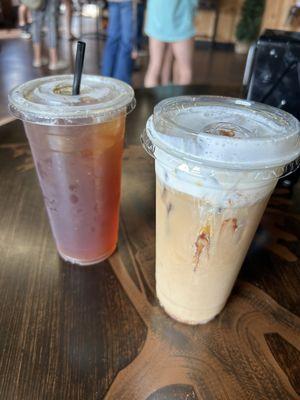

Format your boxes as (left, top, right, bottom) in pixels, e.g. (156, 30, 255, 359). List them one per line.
(142, 96, 300, 324)
(9, 75, 135, 265)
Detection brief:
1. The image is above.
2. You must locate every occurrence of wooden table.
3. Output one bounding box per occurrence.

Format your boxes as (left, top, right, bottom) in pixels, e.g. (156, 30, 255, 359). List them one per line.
(0, 85, 299, 400)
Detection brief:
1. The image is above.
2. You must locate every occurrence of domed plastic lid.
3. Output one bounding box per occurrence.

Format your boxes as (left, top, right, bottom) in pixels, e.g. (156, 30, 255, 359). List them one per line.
(142, 96, 300, 171)
(9, 74, 135, 125)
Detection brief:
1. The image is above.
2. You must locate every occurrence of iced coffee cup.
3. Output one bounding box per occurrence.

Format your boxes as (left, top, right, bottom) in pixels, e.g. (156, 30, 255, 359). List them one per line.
(9, 75, 135, 265)
(142, 96, 300, 324)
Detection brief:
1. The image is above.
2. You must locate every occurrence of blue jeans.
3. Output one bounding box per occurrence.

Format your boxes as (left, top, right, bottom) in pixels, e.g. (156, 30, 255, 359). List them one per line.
(136, 2, 145, 51)
(101, 1, 133, 84)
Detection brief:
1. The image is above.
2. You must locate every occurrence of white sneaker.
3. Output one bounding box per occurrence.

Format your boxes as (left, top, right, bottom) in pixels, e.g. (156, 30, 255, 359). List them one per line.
(20, 31, 31, 39)
(48, 60, 69, 71)
(33, 57, 49, 68)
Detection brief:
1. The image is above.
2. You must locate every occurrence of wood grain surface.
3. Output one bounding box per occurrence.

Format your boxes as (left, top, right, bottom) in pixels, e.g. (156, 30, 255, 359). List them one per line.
(0, 86, 299, 400)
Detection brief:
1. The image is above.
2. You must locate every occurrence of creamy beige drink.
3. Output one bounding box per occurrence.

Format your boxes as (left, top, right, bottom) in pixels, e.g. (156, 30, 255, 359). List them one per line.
(156, 176, 271, 324)
(142, 96, 300, 324)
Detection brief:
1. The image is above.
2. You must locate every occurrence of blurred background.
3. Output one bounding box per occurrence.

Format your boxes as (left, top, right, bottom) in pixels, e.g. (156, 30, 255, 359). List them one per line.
(0, 0, 300, 122)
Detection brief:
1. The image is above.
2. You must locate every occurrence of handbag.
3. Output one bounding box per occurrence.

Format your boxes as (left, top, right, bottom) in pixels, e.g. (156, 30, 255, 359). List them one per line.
(245, 29, 300, 120)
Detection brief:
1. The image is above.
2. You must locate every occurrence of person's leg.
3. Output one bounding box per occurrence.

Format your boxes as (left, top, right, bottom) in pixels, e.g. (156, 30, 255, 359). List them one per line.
(19, 4, 31, 38)
(161, 44, 173, 85)
(46, 0, 59, 65)
(33, 43, 42, 65)
(46, 0, 68, 69)
(172, 60, 180, 84)
(144, 38, 166, 87)
(18, 4, 27, 26)
(31, 10, 43, 66)
(25, 7, 32, 35)
(64, 0, 76, 40)
(102, 2, 121, 77)
(27, 8, 32, 24)
(171, 38, 194, 85)
(113, 1, 133, 83)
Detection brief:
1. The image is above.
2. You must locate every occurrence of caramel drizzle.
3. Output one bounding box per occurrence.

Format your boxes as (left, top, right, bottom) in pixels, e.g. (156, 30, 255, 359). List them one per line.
(222, 218, 238, 233)
(193, 218, 239, 271)
(219, 129, 235, 137)
(193, 225, 210, 271)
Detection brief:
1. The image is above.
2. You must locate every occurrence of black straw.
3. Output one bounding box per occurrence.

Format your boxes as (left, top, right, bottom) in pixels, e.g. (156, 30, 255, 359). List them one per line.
(72, 41, 86, 95)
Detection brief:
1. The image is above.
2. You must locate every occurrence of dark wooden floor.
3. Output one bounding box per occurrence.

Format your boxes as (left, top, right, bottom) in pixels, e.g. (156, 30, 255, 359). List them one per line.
(0, 15, 247, 122)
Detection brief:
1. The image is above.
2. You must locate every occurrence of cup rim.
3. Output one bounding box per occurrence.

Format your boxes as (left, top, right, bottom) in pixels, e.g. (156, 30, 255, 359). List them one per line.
(8, 74, 136, 125)
(142, 95, 300, 173)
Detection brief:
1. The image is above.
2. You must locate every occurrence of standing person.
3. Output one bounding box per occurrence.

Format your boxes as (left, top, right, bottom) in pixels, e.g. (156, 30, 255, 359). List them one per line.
(144, 0, 198, 87)
(31, 0, 68, 70)
(101, 0, 134, 84)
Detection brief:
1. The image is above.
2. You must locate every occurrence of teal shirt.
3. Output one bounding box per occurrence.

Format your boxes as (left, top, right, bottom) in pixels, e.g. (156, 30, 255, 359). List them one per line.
(145, 0, 198, 42)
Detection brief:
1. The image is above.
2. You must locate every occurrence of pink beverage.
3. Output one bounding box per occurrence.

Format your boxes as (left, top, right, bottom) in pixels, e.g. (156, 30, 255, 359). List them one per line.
(9, 75, 135, 265)
(23, 117, 125, 264)
(142, 96, 300, 324)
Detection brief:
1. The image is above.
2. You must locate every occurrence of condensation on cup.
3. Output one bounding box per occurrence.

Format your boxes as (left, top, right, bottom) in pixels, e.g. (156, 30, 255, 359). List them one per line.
(9, 75, 135, 265)
(142, 96, 300, 325)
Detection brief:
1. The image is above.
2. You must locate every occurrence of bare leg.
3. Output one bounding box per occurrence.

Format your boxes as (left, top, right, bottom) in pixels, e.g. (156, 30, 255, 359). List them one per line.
(161, 44, 173, 85)
(173, 60, 180, 84)
(171, 38, 194, 85)
(18, 4, 27, 26)
(27, 9, 32, 24)
(19, 4, 32, 38)
(33, 43, 42, 65)
(49, 47, 58, 65)
(64, 0, 74, 39)
(144, 37, 166, 88)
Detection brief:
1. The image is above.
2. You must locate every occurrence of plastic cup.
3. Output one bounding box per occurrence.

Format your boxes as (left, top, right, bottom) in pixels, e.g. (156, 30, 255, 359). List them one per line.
(9, 75, 135, 265)
(142, 96, 300, 324)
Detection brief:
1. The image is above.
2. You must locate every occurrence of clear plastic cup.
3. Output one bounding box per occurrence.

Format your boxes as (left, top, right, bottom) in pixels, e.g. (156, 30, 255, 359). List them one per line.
(9, 75, 135, 265)
(142, 96, 300, 324)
